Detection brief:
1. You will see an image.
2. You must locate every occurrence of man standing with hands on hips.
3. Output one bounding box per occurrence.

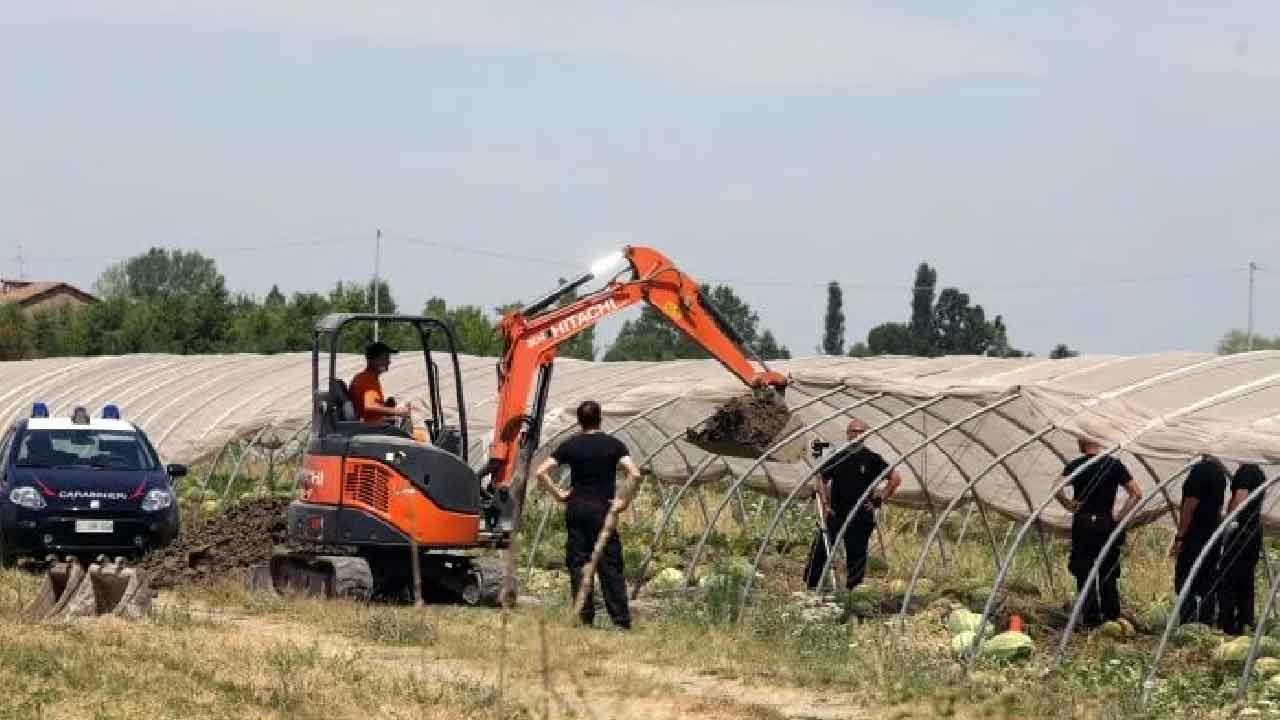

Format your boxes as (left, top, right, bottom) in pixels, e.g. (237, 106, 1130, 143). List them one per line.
(535, 400, 641, 629)
(1054, 438, 1141, 627)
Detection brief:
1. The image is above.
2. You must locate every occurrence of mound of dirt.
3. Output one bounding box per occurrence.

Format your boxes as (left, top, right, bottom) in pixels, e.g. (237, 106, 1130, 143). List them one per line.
(687, 394, 793, 455)
(141, 497, 291, 589)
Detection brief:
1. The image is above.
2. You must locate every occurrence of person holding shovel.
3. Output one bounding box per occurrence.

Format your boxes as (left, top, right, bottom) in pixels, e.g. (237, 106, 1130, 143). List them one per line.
(535, 400, 641, 629)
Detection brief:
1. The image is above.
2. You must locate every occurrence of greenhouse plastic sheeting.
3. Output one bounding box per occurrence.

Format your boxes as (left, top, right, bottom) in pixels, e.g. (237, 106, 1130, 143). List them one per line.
(3, 350, 1280, 531)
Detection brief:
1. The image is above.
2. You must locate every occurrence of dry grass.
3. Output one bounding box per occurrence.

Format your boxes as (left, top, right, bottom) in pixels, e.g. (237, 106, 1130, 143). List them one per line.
(0, 493, 1274, 719)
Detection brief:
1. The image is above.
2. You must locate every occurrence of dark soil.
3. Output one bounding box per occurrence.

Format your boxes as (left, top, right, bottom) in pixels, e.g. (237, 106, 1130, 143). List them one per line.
(686, 394, 793, 455)
(141, 498, 291, 589)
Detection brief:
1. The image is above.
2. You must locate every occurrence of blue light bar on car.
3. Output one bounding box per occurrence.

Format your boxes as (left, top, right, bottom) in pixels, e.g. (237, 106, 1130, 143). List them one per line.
(31, 403, 49, 418)
(101, 404, 121, 420)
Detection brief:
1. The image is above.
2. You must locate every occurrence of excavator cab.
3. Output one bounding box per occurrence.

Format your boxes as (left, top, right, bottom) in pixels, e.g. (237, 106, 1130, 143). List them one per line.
(312, 313, 468, 456)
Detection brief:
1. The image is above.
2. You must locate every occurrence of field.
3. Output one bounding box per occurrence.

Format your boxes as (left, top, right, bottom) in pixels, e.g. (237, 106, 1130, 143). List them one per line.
(1, 488, 1277, 720)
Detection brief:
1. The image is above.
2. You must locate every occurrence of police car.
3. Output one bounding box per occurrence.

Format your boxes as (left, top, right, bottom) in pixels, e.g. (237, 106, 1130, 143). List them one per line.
(0, 403, 183, 560)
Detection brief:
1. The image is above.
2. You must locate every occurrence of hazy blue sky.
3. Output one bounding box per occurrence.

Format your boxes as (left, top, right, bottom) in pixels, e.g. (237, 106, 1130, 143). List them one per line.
(2, 2, 1277, 357)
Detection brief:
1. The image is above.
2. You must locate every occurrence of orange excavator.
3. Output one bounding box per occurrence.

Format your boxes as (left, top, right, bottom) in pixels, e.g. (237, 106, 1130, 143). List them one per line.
(265, 246, 792, 604)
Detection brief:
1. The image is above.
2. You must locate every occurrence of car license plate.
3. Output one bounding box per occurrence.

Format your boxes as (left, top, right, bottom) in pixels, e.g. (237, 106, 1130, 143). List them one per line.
(75, 520, 114, 534)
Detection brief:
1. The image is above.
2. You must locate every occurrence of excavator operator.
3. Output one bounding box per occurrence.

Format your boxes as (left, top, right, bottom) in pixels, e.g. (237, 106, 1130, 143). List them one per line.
(350, 342, 412, 425)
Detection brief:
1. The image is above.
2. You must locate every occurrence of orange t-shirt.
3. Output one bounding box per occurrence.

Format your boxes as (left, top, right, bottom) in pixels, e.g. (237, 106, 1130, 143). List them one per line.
(349, 369, 385, 423)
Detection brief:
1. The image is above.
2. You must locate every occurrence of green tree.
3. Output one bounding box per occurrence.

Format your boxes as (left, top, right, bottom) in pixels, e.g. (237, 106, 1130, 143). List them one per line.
(822, 281, 845, 355)
(1050, 343, 1079, 359)
(31, 306, 91, 357)
(326, 280, 413, 353)
(92, 264, 129, 301)
(264, 285, 286, 308)
(423, 297, 504, 356)
(856, 262, 1022, 357)
(224, 294, 290, 354)
(909, 263, 938, 353)
(0, 304, 35, 360)
(986, 316, 1028, 358)
(848, 341, 871, 358)
(865, 322, 914, 355)
(1217, 329, 1280, 354)
(91, 248, 232, 354)
(282, 292, 331, 350)
(109, 248, 227, 301)
(932, 288, 990, 355)
(604, 285, 789, 361)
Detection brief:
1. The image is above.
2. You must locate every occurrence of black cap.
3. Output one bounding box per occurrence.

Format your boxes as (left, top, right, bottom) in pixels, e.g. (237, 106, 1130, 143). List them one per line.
(364, 341, 398, 360)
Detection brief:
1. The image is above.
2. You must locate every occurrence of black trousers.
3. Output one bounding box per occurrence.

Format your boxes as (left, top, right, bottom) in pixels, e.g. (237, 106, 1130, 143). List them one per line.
(804, 510, 875, 590)
(565, 502, 630, 628)
(1218, 533, 1261, 635)
(1068, 513, 1122, 625)
(1175, 540, 1220, 625)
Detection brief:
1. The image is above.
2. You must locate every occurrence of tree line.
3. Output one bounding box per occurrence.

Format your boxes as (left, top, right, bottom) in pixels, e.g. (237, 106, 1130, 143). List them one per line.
(4, 247, 1262, 363)
(817, 262, 1268, 359)
(0, 248, 790, 362)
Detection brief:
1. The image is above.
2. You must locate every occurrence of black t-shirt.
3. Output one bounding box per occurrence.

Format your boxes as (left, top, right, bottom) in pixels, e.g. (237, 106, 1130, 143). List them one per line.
(820, 447, 889, 517)
(1182, 459, 1228, 544)
(1063, 454, 1132, 516)
(551, 432, 629, 509)
(1231, 464, 1266, 531)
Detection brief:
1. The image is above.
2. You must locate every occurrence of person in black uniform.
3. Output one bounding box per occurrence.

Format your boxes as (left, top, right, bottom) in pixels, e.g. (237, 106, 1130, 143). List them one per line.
(1054, 438, 1141, 627)
(803, 418, 902, 591)
(1218, 463, 1266, 635)
(1171, 455, 1228, 625)
(534, 400, 641, 629)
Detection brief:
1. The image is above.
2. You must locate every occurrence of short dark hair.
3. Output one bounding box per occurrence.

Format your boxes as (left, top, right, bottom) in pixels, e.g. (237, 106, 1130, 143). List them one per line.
(576, 400, 602, 430)
(364, 341, 397, 361)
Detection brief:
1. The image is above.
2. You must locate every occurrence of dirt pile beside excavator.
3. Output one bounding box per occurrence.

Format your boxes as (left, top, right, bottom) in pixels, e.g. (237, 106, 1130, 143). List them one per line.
(685, 394, 805, 462)
(141, 497, 292, 589)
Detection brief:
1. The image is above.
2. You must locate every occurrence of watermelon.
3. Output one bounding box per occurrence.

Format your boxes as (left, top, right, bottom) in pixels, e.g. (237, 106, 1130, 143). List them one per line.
(1256, 658, 1280, 678)
(1099, 621, 1125, 639)
(648, 567, 686, 593)
(946, 609, 982, 636)
(982, 631, 1034, 661)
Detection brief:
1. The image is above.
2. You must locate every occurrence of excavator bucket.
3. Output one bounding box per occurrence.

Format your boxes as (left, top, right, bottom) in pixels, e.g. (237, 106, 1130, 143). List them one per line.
(25, 556, 154, 620)
(25, 557, 86, 620)
(685, 391, 807, 463)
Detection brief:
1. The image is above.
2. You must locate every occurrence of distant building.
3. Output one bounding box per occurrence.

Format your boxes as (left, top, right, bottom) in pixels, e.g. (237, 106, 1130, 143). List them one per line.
(0, 279, 97, 316)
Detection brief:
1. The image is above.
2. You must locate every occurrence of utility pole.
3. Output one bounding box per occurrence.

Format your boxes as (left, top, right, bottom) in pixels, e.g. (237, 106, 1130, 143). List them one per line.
(1248, 261, 1257, 352)
(16, 243, 26, 280)
(373, 228, 382, 341)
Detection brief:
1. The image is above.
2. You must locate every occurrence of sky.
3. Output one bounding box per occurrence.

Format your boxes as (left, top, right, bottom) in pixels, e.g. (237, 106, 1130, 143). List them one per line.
(2, 2, 1278, 357)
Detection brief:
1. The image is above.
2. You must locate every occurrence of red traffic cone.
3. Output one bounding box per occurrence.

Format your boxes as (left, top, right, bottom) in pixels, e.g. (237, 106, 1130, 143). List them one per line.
(1009, 614, 1024, 633)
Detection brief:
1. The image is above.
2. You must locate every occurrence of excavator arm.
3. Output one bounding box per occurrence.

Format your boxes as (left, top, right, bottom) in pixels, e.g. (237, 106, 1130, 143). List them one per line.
(484, 246, 788, 492)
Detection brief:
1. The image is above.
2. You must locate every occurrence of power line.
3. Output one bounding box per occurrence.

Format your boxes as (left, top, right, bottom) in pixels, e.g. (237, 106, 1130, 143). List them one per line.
(6, 233, 1272, 300)
(386, 232, 576, 269)
(707, 267, 1247, 294)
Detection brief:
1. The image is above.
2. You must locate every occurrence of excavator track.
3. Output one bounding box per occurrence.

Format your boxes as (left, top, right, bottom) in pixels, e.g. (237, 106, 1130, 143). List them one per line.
(457, 556, 506, 607)
(266, 553, 373, 601)
(253, 551, 505, 607)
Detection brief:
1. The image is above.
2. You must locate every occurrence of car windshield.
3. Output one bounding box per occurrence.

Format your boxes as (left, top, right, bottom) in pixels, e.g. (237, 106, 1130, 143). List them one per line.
(16, 429, 156, 471)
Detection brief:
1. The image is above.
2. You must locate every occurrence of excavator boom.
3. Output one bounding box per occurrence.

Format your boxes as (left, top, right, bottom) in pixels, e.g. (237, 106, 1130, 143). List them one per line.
(485, 246, 790, 493)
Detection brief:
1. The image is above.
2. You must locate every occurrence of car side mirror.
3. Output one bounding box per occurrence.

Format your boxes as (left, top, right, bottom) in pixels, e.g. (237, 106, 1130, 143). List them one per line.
(167, 464, 188, 478)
